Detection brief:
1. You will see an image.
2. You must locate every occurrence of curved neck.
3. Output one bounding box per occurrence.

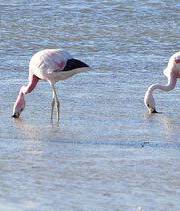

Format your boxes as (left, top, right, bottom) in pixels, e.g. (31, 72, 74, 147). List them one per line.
(148, 75, 177, 94)
(20, 75, 39, 95)
(15, 75, 39, 107)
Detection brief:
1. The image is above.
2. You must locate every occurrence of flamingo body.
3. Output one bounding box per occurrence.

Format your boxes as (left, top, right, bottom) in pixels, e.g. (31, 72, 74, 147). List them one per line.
(144, 52, 180, 113)
(29, 49, 89, 82)
(12, 49, 90, 120)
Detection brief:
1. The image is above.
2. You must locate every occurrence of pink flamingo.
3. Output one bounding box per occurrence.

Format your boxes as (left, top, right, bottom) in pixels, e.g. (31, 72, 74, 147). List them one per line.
(12, 49, 90, 121)
(144, 52, 180, 113)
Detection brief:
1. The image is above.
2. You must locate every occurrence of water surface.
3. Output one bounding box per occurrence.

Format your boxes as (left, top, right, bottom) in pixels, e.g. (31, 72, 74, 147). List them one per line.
(0, 0, 180, 210)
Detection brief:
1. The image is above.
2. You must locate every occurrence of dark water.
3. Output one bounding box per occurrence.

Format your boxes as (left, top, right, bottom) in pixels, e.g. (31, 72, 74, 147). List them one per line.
(0, 0, 180, 210)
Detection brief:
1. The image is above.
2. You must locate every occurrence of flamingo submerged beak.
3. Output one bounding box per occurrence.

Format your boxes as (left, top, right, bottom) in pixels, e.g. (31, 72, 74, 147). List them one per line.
(12, 112, 20, 118)
(149, 108, 158, 114)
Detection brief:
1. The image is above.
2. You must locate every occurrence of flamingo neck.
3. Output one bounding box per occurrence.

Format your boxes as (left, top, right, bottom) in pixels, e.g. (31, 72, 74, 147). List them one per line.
(15, 75, 39, 107)
(14, 89, 25, 109)
(20, 86, 27, 96)
(148, 75, 177, 94)
(21, 75, 39, 95)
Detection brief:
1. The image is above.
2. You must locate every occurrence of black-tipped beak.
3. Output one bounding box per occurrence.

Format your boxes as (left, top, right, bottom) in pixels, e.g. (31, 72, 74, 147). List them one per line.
(151, 108, 158, 113)
(12, 113, 20, 118)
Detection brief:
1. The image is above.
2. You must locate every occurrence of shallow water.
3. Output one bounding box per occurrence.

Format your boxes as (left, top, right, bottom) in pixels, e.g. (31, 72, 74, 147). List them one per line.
(0, 0, 180, 210)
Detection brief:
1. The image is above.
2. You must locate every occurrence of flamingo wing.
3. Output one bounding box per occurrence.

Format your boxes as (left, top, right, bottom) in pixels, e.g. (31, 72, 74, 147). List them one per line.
(29, 49, 73, 74)
(44, 49, 73, 73)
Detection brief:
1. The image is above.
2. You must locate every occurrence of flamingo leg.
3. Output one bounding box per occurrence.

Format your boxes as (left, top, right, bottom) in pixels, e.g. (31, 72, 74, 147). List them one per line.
(51, 98, 55, 121)
(56, 99, 60, 122)
(51, 84, 60, 122)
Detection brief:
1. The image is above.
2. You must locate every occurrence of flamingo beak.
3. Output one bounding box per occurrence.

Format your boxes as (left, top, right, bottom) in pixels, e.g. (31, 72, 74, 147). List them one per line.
(149, 108, 158, 113)
(152, 109, 158, 113)
(12, 112, 20, 118)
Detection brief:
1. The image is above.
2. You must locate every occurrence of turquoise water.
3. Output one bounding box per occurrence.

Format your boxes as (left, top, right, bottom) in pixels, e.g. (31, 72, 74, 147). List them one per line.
(0, 0, 180, 210)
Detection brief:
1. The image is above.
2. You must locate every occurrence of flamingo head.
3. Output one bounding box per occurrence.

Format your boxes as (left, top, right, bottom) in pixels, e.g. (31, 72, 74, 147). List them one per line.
(144, 90, 158, 113)
(12, 94, 25, 118)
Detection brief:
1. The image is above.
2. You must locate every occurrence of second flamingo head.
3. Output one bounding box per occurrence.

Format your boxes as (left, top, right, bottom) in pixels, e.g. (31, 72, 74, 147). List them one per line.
(144, 90, 158, 113)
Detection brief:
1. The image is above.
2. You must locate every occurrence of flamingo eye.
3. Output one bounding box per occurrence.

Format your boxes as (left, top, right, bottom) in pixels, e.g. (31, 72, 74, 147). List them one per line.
(147, 104, 150, 107)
